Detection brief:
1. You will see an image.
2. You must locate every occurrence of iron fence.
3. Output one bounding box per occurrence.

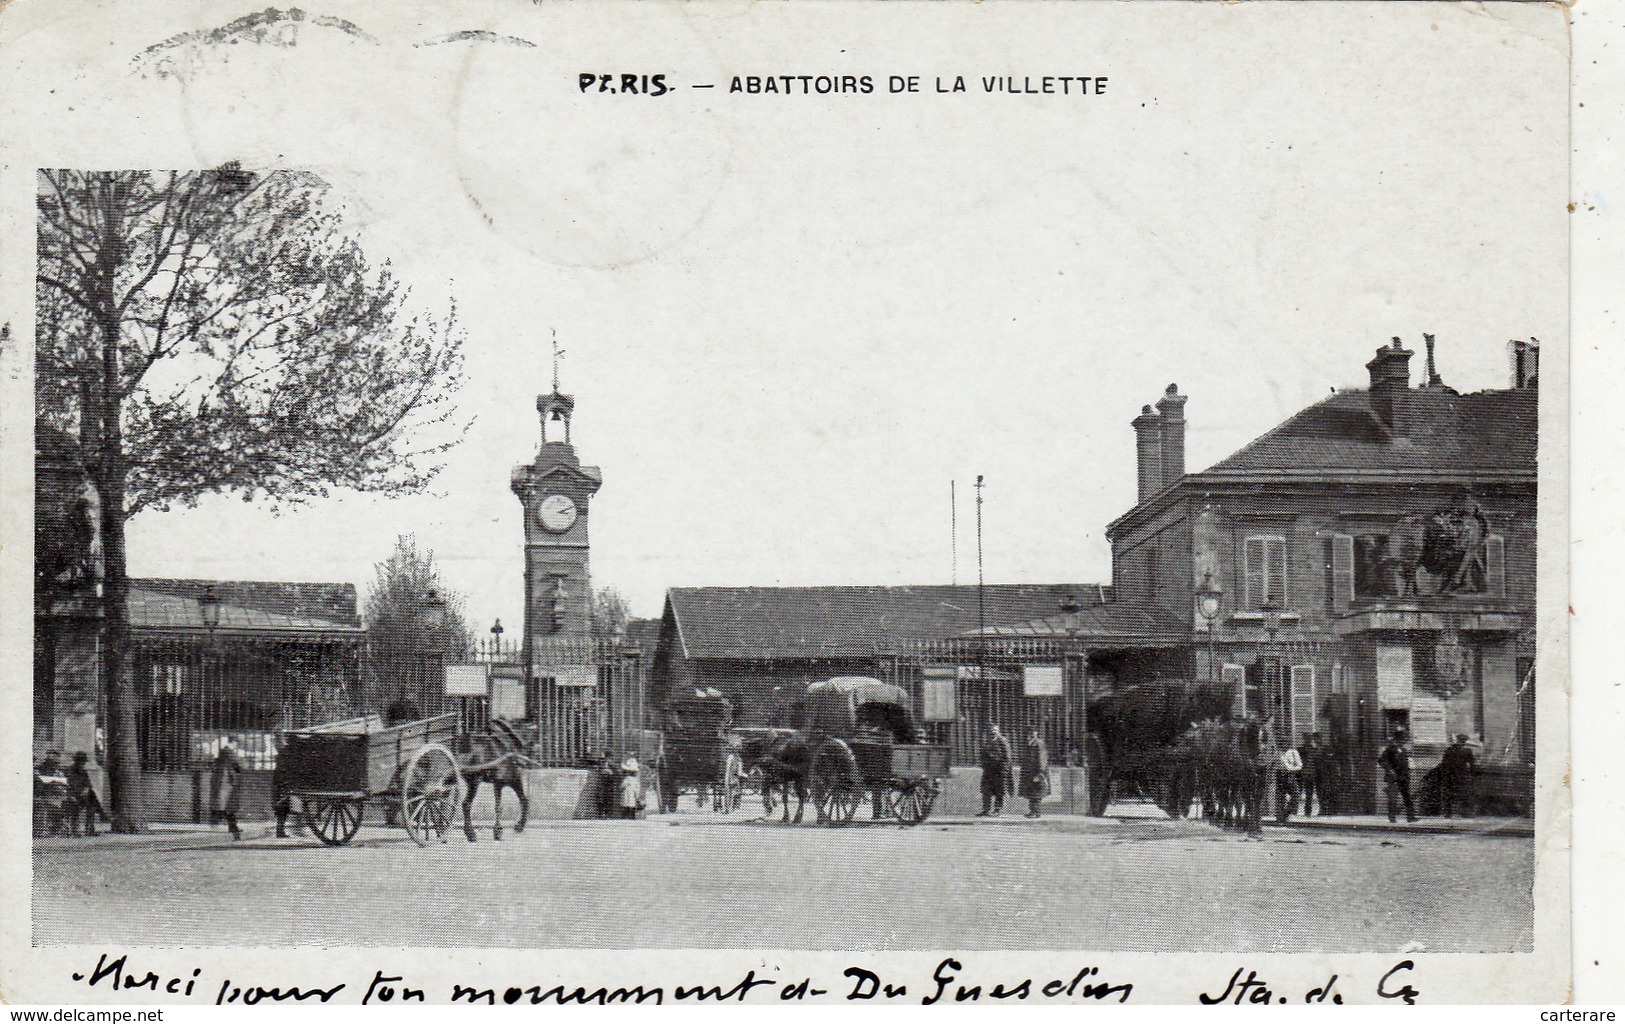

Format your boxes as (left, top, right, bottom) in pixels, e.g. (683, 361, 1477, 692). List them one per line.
(129, 632, 651, 771)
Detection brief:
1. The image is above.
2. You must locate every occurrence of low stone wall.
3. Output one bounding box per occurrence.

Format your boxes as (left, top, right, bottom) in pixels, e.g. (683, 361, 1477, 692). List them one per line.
(462, 768, 598, 827)
(133, 769, 275, 823)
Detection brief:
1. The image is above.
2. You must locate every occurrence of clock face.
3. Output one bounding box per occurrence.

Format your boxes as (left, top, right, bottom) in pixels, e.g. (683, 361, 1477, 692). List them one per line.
(537, 493, 578, 533)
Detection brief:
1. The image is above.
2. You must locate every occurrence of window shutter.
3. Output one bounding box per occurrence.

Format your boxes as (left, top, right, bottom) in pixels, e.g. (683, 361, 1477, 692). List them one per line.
(1267, 537, 1287, 605)
(1244, 537, 1266, 609)
(1485, 534, 1506, 598)
(1221, 664, 1247, 718)
(1330, 534, 1354, 612)
(1289, 665, 1316, 745)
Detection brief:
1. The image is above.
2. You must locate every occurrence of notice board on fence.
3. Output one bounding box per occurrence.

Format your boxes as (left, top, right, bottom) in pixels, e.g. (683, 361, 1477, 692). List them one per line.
(1023, 664, 1064, 697)
(443, 663, 490, 697)
(922, 666, 957, 722)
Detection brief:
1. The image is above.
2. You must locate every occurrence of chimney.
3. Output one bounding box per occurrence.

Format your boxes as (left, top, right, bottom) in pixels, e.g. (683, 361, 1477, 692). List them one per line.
(1132, 404, 1163, 503)
(1366, 337, 1413, 428)
(1509, 338, 1540, 389)
(1155, 383, 1187, 489)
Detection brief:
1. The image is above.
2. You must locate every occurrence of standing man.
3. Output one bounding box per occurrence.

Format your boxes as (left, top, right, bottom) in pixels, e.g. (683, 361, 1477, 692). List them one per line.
(210, 739, 245, 840)
(1276, 743, 1304, 823)
(1439, 733, 1477, 818)
(65, 752, 110, 837)
(1377, 728, 1418, 824)
(977, 723, 1013, 817)
(1300, 732, 1326, 817)
(1019, 726, 1050, 819)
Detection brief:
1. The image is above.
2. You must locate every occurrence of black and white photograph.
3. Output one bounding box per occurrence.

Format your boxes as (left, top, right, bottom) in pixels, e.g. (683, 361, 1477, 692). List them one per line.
(0, 0, 1600, 1006)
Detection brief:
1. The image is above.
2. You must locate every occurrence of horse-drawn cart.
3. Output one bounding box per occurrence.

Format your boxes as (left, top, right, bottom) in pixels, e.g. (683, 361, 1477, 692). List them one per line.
(654, 691, 744, 814)
(804, 677, 950, 826)
(277, 712, 462, 846)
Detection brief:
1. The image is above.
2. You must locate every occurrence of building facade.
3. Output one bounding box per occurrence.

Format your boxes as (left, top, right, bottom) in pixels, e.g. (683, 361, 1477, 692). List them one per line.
(1103, 337, 1538, 812)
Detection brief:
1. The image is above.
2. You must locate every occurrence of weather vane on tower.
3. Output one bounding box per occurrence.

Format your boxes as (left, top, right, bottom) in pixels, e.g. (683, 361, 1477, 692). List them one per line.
(551, 329, 566, 393)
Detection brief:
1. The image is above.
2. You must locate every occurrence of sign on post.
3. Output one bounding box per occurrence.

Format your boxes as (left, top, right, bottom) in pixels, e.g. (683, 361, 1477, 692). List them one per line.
(1022, 664, 1064, 697)
(444, 663, 490, 697)
(922, 665, 958, 722)
(545, 664, 598, 688)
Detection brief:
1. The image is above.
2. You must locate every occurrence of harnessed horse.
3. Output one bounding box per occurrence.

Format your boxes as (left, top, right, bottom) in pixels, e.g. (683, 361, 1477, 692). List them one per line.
(738, 733, 812, 824)
(460, 718, 539, 841)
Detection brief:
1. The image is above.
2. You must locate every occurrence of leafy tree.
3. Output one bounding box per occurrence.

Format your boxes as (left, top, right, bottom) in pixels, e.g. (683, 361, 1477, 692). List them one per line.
(36, 167, 466, 829)
(362, 534, 472, 717)
(590, 586, 632, 642)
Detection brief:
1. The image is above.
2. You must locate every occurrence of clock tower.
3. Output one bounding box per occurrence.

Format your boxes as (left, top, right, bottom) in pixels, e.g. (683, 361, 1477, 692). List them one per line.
(511, 387, 602, 647)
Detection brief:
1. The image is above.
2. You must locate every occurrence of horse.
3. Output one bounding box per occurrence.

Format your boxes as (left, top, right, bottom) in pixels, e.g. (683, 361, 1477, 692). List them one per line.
(460, 719, 535, 842)
(1179, 717, 1271, 836)
(738, 733, 811, 824)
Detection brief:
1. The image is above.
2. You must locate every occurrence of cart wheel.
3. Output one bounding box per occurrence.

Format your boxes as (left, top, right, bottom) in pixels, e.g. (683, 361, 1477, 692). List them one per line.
(887, 782, 936, 826)
(402, 743, 461, 846)
(721, 753, 744, 814)
(303, 797, 365, 846)
(811, 741, 862, 827)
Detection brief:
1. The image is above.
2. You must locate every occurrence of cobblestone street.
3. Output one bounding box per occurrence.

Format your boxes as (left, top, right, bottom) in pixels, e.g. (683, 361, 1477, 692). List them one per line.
(32, 811, 1534, 952)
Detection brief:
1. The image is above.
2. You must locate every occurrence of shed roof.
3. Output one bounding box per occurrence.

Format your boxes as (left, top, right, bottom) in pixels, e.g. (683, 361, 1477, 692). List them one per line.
(666, 583, 1110, 660)
(966, 602, 1186, 647)
(128, 578, 362, 636)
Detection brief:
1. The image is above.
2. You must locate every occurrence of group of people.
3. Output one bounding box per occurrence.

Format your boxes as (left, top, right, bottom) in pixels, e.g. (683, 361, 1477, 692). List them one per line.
(976, 723, 1051, 818)
(32, 750, 111, 837)
(1375, 727, 1478, 823)
(1267, 730, 1338, 822)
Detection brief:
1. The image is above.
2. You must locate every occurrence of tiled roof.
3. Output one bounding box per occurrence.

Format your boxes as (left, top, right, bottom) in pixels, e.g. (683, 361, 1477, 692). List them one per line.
(966, 602, 1186, 646)
(667, 584, 1110, 660)
(1202, 387, 1536, 477)
(128, 578, 362, 635)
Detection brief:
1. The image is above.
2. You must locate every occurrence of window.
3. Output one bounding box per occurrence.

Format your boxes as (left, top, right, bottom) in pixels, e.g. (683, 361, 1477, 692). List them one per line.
(1242, 536, 1286, 609)
(1289, 665, 1316, 746)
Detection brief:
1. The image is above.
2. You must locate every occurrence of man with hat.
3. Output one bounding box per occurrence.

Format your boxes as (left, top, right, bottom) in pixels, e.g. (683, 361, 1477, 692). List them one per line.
(66, 752, 110, 837)
(1377, 728, 1418, 823)
(1439, 733, 1477, 818)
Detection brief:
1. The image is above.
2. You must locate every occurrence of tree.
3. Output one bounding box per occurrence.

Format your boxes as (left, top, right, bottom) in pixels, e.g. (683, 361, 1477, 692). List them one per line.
(363, 534, 471, 717)
(36, 167, 466, 829)
(590, 586, 632, 642)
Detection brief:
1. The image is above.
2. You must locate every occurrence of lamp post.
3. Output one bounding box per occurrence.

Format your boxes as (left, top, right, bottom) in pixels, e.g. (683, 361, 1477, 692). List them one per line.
(1195, 570, 1223, 684)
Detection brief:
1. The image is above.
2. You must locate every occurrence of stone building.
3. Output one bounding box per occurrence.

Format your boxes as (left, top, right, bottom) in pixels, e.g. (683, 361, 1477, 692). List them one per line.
(1102, 336, 1538, 811)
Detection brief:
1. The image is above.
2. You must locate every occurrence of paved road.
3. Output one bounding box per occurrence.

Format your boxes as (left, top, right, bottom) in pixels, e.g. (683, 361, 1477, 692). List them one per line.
(32, 812, 1533, 952)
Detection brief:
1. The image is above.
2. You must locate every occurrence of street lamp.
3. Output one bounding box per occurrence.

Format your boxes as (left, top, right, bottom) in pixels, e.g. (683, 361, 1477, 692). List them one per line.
(1195, 570, 1223, 683)
(197, 585, 222, 632)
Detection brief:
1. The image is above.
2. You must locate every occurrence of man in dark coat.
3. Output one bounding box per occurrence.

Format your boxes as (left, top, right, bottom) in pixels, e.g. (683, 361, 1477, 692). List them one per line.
(1439, 733, 1477, 817)
(1377, 728, 1418, 823)
(65, 752, 110, 837)
(1019, 727, 1050, 818)
(210, 740, 245, 840)
(1300, 732, 1326, 817)
(977, 723, 1013, 817)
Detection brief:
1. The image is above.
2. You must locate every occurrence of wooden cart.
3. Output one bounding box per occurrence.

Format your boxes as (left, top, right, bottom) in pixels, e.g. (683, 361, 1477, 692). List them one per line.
(277, 712, 462, 846)
(803, 677, 951, 827)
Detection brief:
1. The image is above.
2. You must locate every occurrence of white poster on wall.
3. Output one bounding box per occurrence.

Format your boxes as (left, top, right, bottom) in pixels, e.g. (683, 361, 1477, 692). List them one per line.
(1376, 646, 1414, 709)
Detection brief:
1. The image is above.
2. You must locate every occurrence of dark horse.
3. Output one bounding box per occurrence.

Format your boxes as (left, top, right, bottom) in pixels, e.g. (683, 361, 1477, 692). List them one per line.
(738, 733, 811, 824)
(1177, 716, 1270, 836)
(460, 719, 535, 842)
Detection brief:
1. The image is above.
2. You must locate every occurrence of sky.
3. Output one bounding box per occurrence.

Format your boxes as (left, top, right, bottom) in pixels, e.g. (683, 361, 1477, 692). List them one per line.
(6, 0, 1567, 627)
